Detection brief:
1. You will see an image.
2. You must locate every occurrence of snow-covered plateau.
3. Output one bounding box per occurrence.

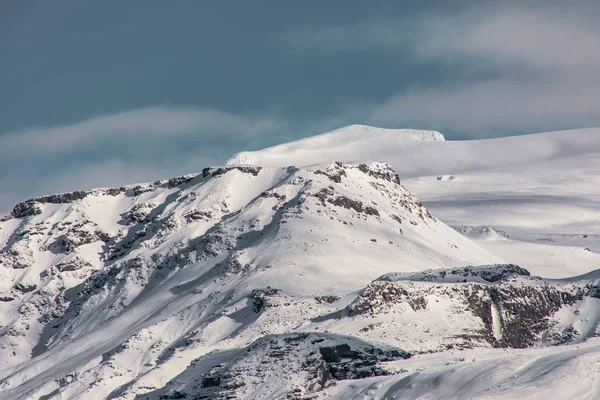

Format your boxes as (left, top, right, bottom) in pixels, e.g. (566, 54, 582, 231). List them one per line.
(1, 125, 599, 399)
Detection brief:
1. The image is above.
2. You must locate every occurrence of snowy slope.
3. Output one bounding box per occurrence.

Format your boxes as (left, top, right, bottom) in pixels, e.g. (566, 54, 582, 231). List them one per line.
(228, 125, 445, 168)
(227, 125, 600, 278)
(0, 162, 509, 399)
(323, 337, 600, 400)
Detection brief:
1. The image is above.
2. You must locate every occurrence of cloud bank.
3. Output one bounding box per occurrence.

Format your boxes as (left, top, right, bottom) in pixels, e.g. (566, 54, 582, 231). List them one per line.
(0, 107, 284, 213)
(284, 2, 600, 135)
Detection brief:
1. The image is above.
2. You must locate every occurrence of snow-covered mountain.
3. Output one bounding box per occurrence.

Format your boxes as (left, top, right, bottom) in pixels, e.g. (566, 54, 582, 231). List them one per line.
(1, 125, 600, 399)
(229, 124, 600, 278)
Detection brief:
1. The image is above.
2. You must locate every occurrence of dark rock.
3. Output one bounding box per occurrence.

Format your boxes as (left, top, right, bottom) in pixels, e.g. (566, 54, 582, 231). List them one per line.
(15, 283, 37, 293)
(160, 391, 188, 399)
(185, 210, 212, 223)
(364, 206, 380, 216)
(251, 287, 281, 312)
(315, 295, 340, 304)
(357, 163, 401, 184)
(391, 214, 402, 224)
(589, 283, 600, 299)
(202, 376, 221, 387)
(56, 258, 92, 272)
(319, 344, 358, 362)
(9, 201, 42, 219)
(314, 167, 346, 183)
(208, 166, 262, 178)
(167, 176, 194, 188)
(329, 196, 363, 213)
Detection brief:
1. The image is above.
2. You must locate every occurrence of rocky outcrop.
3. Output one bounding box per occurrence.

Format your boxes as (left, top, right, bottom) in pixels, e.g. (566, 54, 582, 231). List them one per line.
(379, 264, 531, 283)
(202, 166, 262, 178)
(348, 265, 594, 348)
(145, 333, 410, 400)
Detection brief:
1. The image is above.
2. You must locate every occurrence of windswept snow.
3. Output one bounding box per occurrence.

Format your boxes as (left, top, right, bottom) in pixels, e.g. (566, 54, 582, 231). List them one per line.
(228, 124, 445, 167)
(324, 338, 600, 400)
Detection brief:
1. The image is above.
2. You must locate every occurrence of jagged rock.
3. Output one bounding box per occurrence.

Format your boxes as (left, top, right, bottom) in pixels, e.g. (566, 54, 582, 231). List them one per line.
(251, 287, 281, 312)
(56, 258, 92, 272)
(0, 249, 30, 269)
(126, 203, 156, 223)
(167, 176, 195, 188)
(590, 283, 600, 298)
(184, 210, 212, 223)
(349, 265, 590, 348)
(204, 166, 262, 178)
(147, 333, 410, 399)
(314, 163, 347, 183)
(356, 163, 401, 184)
(14, 283, 37, 293)
(315, 295, 340, 304)
(7, 201, 42, 219)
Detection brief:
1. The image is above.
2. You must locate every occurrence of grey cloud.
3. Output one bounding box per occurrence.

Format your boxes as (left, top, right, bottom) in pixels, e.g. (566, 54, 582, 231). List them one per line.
(370, 79, 600, 135)
(281, 2, 600, 136)
(0, 107, 282, 154)
(278, 19, 418, 52)
(0, 106, 285, 213)
(417, 6, 600, 74)
(371, 4, 600, 135)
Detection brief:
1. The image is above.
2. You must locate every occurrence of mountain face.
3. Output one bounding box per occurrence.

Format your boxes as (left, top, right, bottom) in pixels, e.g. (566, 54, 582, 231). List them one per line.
(1, 128, 600, 399)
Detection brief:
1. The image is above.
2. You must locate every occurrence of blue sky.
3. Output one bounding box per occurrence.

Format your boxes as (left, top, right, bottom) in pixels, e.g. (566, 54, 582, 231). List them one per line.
(1, 0, 600, 212)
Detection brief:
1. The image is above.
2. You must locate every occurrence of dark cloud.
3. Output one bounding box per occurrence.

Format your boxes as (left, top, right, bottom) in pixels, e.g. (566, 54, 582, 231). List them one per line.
(0, 107, 284, 212)
(282, 1, 600, 135)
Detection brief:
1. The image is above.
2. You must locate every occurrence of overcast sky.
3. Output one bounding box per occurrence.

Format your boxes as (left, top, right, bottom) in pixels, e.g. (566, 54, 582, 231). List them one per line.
(2, 0, 600, 213)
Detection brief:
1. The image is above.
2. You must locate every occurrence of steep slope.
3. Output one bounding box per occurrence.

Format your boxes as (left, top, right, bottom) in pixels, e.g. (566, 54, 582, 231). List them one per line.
(227, 125, 600, 278)
(0, 162, 501, 399)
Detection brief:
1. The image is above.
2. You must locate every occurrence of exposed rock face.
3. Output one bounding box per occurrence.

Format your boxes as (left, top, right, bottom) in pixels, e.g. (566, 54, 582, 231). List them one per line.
(1, 175, 199, 221)
(0, 249, 31, 269)
(4, 191, 90, 220)
(348, 265, 596, 349)
(202, 165, 262, 178)
(55, 257, 92, 273)
(143, 333, 410, 400)
(379, 264, 530, 283)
